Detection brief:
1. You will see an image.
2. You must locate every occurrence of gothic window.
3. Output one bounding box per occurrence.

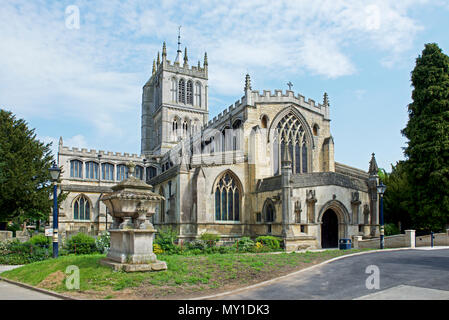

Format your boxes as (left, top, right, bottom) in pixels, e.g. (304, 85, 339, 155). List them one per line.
(101, 163, 114, 181)
(178, 79, 186, 104)
(85, 161, 99, 180)
(146, 166, 157, 180)
(273, 112, 310, 175)
(195, 82, 201, 107)
(186, 80, 193, 105)
(171, 78, 177, 102)
(214, 172, 241, 221)
(172, 118, 179, 141)
(70, 160, 83, 178)
(263, 199, 275, 222)
(116, 164, 128, 181)
(135, 165, 144, 180)
(182, 120, 189, 136)
(73, 195, 90, 220)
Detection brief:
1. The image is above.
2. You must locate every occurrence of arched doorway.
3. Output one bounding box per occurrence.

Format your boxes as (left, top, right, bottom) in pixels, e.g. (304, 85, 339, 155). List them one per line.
(321, 209, 339, 248)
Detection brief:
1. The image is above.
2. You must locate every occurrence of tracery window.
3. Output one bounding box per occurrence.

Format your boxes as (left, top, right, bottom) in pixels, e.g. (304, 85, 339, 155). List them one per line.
(186, 80, 193, 105)
(73, 195, 90, 220)
(178, 79, 186, 104)
(214, 172, 241, 221)
(85, 161, 99, 180)
(273, 112, 310, 175)
(70, 160, 83, 178)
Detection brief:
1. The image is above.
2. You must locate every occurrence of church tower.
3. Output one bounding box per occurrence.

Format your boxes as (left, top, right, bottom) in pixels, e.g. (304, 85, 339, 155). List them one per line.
(141, 30, 209, 156)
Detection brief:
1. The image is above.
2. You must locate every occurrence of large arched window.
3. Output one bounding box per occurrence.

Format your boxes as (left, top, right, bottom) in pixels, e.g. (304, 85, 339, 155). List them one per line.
(73, 195, 90, 220)
(178, 79, 186, 103)
(273, 112, 310, 175)
(195, 82, 201, 107)
(116, 164, 128, 181)
(70, 160, 83, 178)
(101, 163, 114, 181)
(171, 77, 177, 102)
(172, 118, 179, 141)
(186, 80, 193, 105)
(85, 161, 99, 180)
(214, 172, 241, 221)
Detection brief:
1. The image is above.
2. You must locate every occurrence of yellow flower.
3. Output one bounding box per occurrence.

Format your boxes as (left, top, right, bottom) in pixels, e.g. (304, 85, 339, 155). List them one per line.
(153, 243, 164, 254)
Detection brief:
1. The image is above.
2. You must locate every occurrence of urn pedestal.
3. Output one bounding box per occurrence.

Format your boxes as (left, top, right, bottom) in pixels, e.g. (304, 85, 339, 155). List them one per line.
(99, 162, 167, 272)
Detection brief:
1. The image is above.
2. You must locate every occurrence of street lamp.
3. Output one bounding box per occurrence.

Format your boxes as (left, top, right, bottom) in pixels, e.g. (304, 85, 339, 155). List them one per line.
(377, 181, 387, 249)
(49, 163, 61, 258)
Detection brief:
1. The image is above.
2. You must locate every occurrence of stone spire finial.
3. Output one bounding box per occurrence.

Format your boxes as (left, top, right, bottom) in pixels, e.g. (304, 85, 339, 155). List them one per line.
(281, 145, 292, 166)
(198, 60, 201, 69)
(184, 47, 188, 65)
(244, 74, 251, 91)
(156, 51, 160, 66)
(368, 153, 378, 176)
(204, 52, 208, 66)
(162, 42, 167, 58)
(58, 136, 63, 149)
(323, 92, 329, 106)
(152, 60, 156, 75)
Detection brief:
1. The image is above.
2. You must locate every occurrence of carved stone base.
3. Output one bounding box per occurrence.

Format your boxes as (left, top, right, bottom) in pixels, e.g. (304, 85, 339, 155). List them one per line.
(100, 258, 167, 272)
(103, 229, 167, 272)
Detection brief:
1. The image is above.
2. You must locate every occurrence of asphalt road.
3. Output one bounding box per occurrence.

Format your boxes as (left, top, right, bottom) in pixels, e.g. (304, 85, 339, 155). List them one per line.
(217, 248, 449, 300)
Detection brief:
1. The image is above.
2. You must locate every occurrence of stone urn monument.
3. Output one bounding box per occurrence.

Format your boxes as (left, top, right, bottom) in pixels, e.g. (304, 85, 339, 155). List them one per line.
(99, 162, 167, 272)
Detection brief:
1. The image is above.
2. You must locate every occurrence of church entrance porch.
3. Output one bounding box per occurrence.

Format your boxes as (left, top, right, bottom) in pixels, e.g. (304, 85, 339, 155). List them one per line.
(321, 209, 339, 248)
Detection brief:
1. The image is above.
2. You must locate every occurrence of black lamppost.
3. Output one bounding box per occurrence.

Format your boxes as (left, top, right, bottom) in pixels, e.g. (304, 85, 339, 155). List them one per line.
(49, 163, 61, 258)
(377, 181, 387, 249)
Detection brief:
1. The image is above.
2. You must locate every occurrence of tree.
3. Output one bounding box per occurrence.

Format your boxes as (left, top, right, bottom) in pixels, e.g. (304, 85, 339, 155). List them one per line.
(379, 162, 413, 232)
(0, 109, 55, 229)
(401, 43, 449, 232)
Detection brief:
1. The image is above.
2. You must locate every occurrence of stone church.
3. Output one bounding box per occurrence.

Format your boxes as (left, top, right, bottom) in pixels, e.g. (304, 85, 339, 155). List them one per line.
(56, 39, 381, 250)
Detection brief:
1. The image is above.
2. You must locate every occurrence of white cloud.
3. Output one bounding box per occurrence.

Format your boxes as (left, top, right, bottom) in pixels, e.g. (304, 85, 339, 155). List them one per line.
(0, 0, 432, 153)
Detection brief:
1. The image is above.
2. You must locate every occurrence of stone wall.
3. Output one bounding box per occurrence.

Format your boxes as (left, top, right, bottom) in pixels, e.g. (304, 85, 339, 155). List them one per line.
(354, 230, 449, 249)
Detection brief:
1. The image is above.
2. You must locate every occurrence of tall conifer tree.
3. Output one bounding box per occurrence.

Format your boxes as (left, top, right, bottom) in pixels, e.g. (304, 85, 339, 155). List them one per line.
(402, 43, 449, 232)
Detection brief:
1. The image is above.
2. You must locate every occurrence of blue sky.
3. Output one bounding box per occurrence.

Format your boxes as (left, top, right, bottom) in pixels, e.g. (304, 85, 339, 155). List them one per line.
(1, 0, 449, 171)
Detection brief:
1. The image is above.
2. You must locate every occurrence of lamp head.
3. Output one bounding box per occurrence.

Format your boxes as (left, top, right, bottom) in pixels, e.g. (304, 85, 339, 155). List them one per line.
(49, 163, 61, 182)
(377, 181, 387, 195)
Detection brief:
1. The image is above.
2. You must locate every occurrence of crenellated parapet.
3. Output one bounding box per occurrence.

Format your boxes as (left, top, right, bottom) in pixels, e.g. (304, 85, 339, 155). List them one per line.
(59, 144, 145, 162)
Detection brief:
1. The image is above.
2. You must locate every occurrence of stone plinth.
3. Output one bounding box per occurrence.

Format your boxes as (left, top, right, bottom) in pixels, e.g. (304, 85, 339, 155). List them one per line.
(100, 162, 166, 272)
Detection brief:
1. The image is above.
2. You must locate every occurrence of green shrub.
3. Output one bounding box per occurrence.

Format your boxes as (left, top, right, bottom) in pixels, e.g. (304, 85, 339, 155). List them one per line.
(199, 232, 220, 247)
(256, 236, 281, 250)
(0, 240, 50, 264)
(385, 223, 401, 236)
(234, 237, 255, 252)
(186, 239, 206, 251)
(65, 233, 97, 255)
(155, 226, 179, 254)
(95, 231, 110, 254)
(28, 234, 51, 247)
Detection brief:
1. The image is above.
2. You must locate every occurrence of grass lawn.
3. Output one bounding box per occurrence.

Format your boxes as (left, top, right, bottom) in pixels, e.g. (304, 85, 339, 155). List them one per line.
(1, 249, 372, 299)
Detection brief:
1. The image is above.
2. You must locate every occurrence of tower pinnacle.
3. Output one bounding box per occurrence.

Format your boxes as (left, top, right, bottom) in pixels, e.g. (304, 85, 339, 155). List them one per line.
(323, 92, 329, 106)
(245, 74, 252, 91)
(175, 26, 182, 64)
(184, 47, 188, 66)
(162, 42, 167, 59)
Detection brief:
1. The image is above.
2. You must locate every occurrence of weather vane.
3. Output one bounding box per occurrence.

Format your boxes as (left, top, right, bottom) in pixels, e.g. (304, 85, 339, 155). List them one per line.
(287, 81, 293, 90)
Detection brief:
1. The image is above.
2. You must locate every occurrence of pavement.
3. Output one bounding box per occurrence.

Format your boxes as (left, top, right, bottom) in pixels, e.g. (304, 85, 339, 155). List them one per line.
(0, 265, 61, 300)
(207, 247, 449, 300)
(1, 247, 449, 300)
